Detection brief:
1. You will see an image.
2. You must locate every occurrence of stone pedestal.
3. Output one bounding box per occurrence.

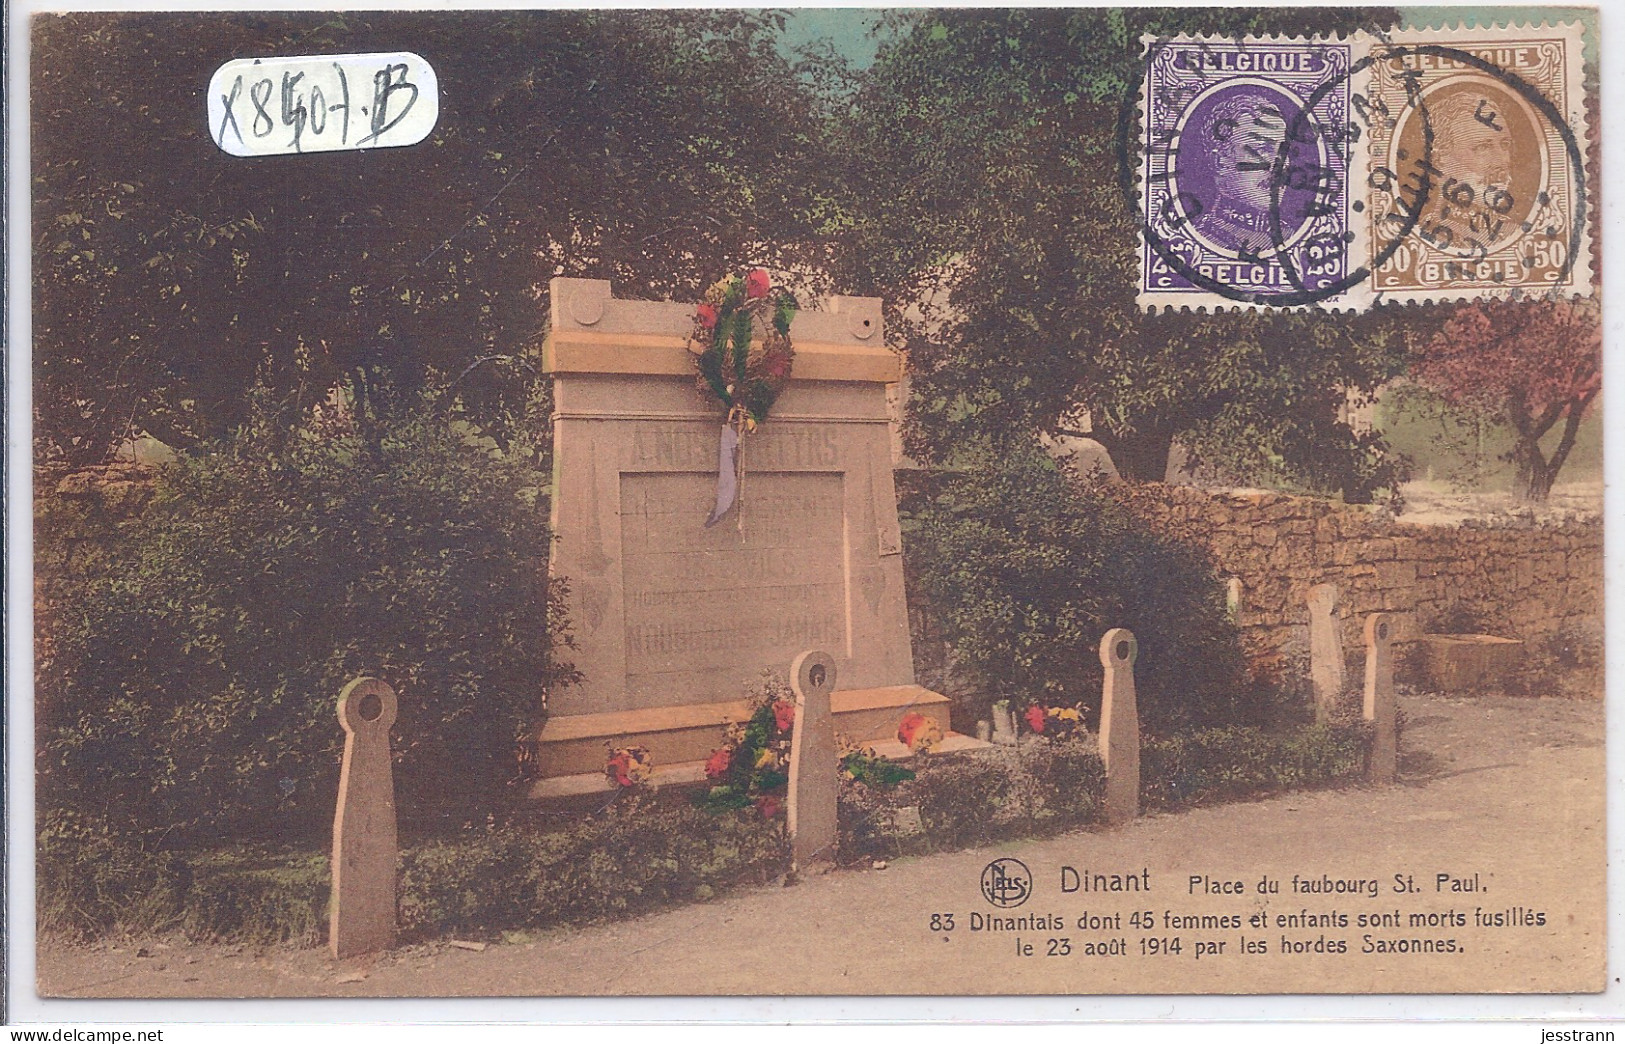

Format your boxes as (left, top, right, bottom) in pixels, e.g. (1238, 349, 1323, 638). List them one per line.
(330, 677, 398, 958)
(1418, 633, 1525, 692)
(1099, 628, 1140, 827)
(787, 650, 838, 874)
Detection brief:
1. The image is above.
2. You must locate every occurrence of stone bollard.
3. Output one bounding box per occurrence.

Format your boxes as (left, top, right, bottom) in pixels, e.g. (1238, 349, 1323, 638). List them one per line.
(1225, 577, 1243, 622)
(1098, 628, 1140, 827)
(1307, 583, 1346, 723)
(787, 650, 838, 878)
(330, 677, 399, 959)
(1364, 613, 1398, 784)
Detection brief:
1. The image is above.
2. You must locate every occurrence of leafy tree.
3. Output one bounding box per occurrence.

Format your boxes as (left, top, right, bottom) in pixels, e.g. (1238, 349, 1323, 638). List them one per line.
(36, 385, 574, 844)
(33, 11, 844, 464)
(835, 8, 1411, 500)
(1410, 297, 1600, 501)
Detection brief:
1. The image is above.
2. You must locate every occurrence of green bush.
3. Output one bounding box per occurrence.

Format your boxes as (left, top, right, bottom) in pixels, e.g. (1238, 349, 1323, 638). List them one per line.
(179, 849, 330, 946)
(838, 741, 1105, 862)
(901, 445, 1258, 732)
(398, 797, 785, 936)
(1140, 723, 1369, 810)
(37, 809, 192, 940)
(36, 386, 575, 846)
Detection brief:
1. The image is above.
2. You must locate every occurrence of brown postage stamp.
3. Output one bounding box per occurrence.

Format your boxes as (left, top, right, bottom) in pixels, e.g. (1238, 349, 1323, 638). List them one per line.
(1364, 23, 1592, 305)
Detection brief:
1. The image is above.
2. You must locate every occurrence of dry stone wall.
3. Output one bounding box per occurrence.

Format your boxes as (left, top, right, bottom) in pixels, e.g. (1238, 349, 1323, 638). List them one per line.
(1113, 483, 1602, 672)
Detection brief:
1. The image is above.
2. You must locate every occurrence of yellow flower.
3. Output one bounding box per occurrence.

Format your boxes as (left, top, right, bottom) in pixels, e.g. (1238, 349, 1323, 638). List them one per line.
(755, 747, 782, 771)
(704, 277, 733, 305)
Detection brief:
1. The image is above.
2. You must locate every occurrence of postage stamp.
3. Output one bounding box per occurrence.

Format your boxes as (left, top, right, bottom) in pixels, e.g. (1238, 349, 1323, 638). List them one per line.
(1138, 37, 1355, 309)
(1364, 23, 1592, 304)
(1135, 23, 1593, 310)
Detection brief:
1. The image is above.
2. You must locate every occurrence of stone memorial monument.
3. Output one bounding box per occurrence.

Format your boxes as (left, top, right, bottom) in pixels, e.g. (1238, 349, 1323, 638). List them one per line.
(330, 677, 398, 958)
(534, 278, 968, 795)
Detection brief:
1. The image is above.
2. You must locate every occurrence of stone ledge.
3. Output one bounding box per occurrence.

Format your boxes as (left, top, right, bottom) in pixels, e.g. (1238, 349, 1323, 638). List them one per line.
(535, 685, 954, 778)
(544, 330, 901, 384)
(528, 731, 992, 801)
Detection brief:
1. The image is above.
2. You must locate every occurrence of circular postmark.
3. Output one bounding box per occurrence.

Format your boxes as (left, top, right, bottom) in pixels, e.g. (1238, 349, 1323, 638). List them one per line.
(1395, 76, 1543, 255)
(980, 857, 1033, 908)
(1264, 40, 1435, 303)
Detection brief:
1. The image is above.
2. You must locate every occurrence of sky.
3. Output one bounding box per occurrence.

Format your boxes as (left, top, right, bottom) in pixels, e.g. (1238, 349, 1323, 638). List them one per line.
(778, 8, 890, 68)
(778, 7, 1602, 71)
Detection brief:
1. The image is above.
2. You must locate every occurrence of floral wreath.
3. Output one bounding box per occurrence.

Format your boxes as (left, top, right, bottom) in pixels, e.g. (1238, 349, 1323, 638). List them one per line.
(692, 269, 798, 429)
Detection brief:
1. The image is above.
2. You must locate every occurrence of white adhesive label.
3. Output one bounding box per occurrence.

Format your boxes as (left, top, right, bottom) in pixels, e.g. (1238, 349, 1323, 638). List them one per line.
(208, 52, 438, 157)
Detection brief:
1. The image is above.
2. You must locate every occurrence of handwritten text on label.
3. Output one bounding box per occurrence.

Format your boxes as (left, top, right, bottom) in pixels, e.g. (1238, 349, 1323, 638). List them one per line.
(208, 52, 438, 157)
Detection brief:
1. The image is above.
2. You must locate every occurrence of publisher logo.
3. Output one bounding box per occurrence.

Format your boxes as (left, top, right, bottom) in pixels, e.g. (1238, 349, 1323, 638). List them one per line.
(980, 858, 1032, 908)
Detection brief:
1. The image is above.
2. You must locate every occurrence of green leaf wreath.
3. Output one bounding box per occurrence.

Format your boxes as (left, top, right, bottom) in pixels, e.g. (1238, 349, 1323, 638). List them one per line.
(691, 269, 798, 428)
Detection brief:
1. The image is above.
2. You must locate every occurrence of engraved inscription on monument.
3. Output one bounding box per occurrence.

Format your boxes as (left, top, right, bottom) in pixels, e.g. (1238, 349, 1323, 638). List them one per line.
(621, 470, 848, 703)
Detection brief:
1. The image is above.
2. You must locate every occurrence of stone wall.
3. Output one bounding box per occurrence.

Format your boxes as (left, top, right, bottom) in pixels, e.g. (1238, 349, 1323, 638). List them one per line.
(1113, 483, 1603, 671)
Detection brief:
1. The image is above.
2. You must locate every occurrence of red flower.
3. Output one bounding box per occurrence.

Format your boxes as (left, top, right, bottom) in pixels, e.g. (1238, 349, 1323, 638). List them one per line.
(755, 795, 782, 819)
(696, 302, 718, 330)
(897, 712, 926, 748)
(704, 747, 733, 781)
(1024, 705, 1047, 733)
(605, 746, 651, 787)
(745, 268, 771, 299)
(772, 699, 796, 732)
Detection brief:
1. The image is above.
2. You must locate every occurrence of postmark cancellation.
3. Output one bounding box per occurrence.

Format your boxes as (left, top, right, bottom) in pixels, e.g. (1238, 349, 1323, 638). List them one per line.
(1136, 22, 1592, 311)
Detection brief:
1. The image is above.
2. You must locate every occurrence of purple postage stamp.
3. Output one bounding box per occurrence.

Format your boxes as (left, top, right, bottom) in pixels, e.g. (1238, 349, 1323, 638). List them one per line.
(1139, 37, 1354, 309)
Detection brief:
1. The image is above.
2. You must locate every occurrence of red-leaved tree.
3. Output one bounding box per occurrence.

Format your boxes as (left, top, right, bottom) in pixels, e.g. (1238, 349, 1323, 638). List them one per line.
(1411, 297, 1600, 502)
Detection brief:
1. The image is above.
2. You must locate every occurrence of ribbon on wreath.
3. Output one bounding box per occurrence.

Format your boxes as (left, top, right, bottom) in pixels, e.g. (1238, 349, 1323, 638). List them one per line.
(704, 405, 751, 529)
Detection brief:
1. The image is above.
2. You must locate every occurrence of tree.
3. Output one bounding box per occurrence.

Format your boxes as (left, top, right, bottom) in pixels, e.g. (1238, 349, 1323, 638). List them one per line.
(36, 383, 575, 843)
(834, 8, 1411, 500)
(1410, 297, 1600, 501)
(33, 12, 845, 464)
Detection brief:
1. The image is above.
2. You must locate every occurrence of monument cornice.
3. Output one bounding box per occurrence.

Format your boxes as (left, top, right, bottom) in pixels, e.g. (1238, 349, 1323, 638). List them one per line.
(543, 276, 900, 384)
(543, 329, 902, 384)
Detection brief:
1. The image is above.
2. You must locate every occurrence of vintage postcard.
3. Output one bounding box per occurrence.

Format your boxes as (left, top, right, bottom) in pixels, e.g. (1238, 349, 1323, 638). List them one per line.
(13, 4, 1612, 1017)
